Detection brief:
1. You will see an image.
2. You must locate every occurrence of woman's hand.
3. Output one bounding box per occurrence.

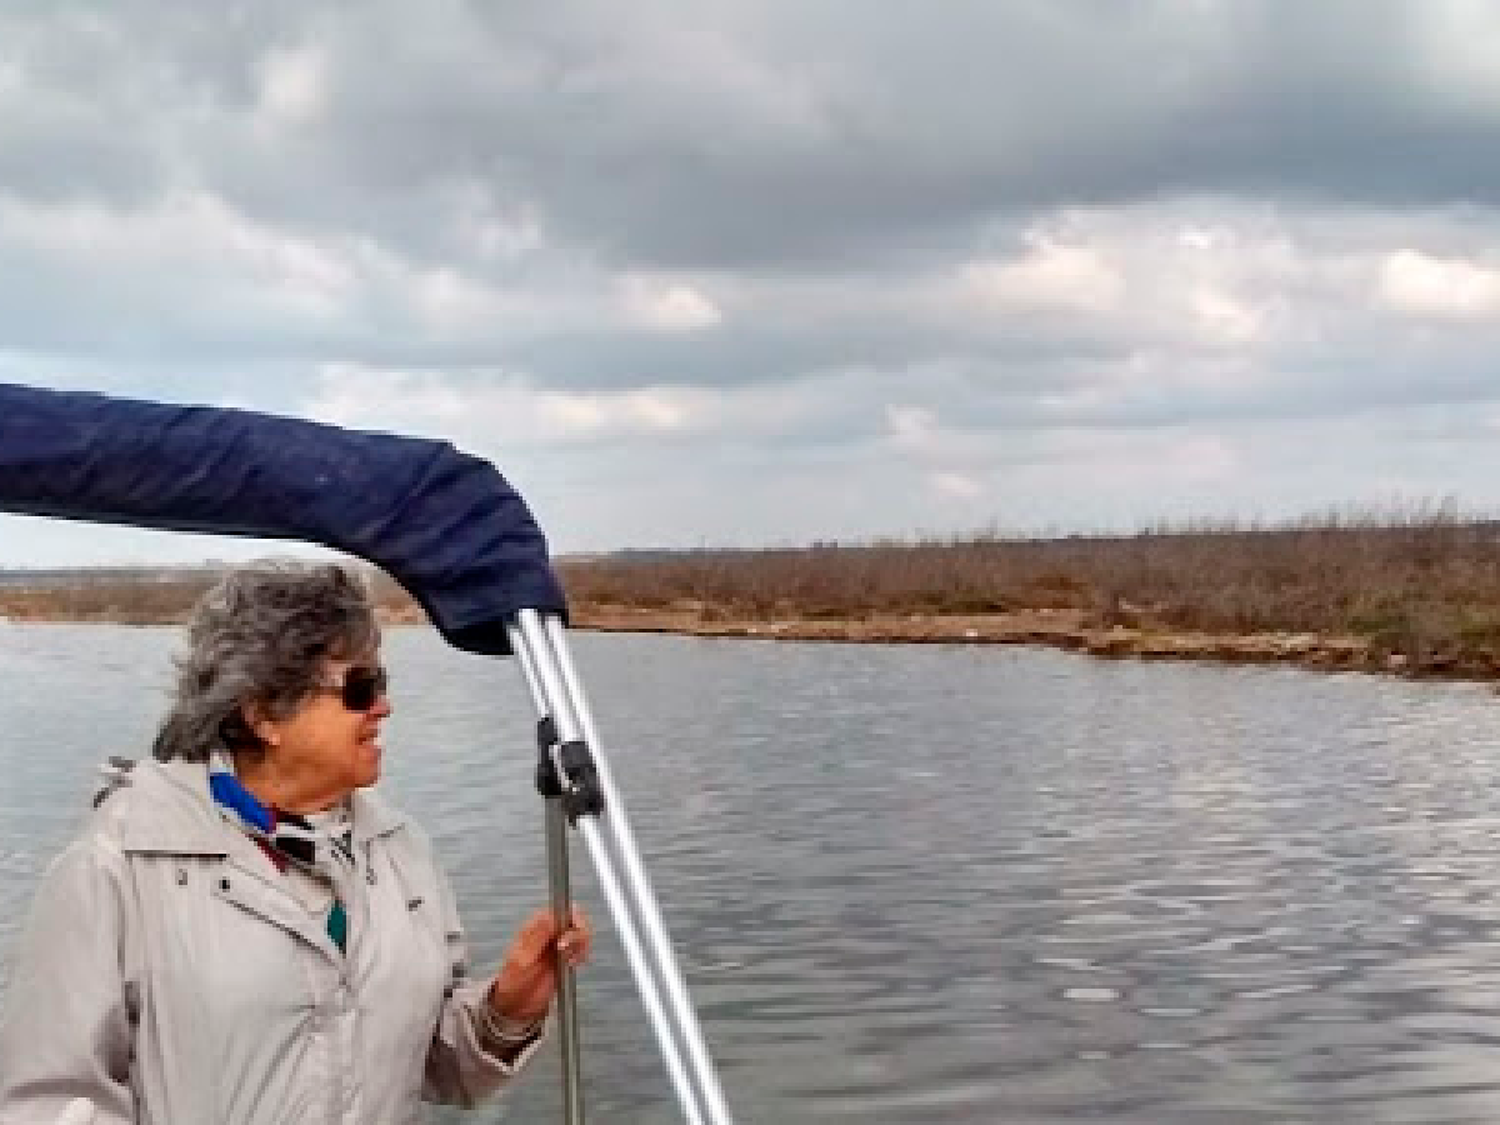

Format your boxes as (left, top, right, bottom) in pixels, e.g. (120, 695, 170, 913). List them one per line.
(486, 906, 592, 1026)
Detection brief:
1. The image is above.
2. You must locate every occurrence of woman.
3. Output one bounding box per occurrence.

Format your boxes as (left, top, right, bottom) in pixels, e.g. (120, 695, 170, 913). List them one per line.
(0, 561, 590, 1124)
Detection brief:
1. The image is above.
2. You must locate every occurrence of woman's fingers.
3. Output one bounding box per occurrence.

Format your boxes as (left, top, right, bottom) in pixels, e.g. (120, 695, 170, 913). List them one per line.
(556, 922, 591, 967)
(555, 906, 592, 967)
(517, 906, 592, 965)
(494, 907, 593, 1008)
(512, 910, 559, 962)
(503, 912, 563, 974)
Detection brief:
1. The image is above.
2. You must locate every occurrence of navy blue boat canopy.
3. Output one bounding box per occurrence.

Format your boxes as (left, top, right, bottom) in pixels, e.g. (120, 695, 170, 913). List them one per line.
(0, 383, 567, 655)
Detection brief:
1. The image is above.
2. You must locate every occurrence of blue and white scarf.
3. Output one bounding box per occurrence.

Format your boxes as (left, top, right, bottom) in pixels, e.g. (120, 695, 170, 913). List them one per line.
(208, 752, 357, 953)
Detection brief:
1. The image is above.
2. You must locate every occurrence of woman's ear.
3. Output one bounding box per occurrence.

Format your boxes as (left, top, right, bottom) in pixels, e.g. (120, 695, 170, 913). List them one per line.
(246, 702, 281, 748)
(225, 701, 279, 750)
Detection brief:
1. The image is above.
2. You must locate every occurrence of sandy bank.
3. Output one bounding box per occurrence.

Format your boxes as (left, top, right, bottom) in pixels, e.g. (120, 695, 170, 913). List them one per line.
(571, 604, 1490, 682)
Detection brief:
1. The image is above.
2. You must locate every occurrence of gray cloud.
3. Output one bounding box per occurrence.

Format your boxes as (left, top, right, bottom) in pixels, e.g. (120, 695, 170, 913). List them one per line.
(4, 2, 1500, 558)
(11, 2, 1496, 266)
(181, 1, 1500, 267)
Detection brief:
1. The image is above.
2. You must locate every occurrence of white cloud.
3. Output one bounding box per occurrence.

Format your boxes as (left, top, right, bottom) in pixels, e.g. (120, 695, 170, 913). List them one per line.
(306, 366, 476, 429)
(1190, 287, 1263, 344)
(306, 365, 715, 447)
(884, 404, 993, 509)
(962, 237, 1122, 314)
(537, 387, 702, 436)
(0, 191, 353, 302)
(933, 206, 1319, 355)
(1377, 249, 1500, 319)
(885, 404, 939, 452)
(410, 267, 514, 331)
(446, 187, 546, 263)
(930, 471, 983, 499)
(620, 276, 723, 332)
(306, 363, 919, 465)
(256, 44, 328, 130)
(0, 189, 575, 347)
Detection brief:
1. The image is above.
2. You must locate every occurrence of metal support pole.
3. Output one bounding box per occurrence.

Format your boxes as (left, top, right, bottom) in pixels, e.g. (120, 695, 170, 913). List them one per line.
(507, 610, 734, 1125)
(545, 793, 586, 1120)
(511, 638, 586, 1125)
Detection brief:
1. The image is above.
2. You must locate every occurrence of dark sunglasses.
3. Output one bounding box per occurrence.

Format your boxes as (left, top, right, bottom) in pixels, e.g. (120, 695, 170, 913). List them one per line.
(314, 665, 389, 711)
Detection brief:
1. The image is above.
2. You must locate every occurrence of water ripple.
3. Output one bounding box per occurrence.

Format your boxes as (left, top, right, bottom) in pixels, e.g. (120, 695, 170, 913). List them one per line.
(6, 628, 1500, 1122)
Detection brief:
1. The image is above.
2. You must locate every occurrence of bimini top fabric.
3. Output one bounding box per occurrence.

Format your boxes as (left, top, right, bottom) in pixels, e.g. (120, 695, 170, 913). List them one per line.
(0, 383, 566, 655)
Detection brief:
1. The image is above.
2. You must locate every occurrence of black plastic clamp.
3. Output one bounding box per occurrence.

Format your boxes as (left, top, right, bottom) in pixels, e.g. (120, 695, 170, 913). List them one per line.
(535, 716, 606, 823)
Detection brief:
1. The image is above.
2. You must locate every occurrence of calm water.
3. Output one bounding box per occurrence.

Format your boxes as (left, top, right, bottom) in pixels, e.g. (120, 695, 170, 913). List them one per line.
(5, 625, 1500, 1123)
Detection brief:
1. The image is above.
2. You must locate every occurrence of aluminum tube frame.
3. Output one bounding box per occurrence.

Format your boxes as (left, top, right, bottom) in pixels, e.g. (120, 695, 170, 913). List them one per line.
(510, 637, 586, 1124)
(507, 610, 734, 1125)
(543, 615, 735, 1124)
(508, 612, 704, 1124)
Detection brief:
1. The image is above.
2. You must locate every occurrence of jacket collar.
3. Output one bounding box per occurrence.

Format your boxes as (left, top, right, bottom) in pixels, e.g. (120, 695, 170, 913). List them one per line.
(117, 758, 408, 856)
(350, 784, 409, 844)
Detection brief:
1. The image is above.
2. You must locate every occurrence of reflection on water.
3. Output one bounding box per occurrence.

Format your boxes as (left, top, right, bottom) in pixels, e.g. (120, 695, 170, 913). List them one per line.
(4, 623, 1500, 1122)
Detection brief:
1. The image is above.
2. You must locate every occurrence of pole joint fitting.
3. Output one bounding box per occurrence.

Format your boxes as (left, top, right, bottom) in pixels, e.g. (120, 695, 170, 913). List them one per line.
(535, 716, 606, 822)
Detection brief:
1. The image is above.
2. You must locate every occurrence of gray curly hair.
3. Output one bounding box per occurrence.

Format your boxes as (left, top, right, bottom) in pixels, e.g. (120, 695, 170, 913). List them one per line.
(152, 560, 381, 763)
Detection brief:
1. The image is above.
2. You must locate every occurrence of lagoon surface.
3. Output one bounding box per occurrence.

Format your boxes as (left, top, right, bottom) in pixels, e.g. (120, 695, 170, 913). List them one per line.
(5, 625, 1500, 1122)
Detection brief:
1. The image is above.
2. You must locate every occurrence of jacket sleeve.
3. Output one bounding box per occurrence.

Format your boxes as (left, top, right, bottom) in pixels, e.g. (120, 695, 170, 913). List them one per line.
(420, 861, 545, 1107)
(0, 838, 137, 1125)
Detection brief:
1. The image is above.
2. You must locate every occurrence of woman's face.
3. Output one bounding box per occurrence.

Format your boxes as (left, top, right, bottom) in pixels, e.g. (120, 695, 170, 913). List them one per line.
(259, 653, 393, 802)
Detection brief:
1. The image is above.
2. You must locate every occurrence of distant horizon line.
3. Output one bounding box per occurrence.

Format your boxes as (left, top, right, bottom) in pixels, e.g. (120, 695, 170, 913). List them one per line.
(5, 509, 1499, 576)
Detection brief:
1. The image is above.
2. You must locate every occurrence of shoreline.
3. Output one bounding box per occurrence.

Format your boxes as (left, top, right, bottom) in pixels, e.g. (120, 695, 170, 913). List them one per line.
(1, 602, 1492, 685)
(570, 605, 1493, 683)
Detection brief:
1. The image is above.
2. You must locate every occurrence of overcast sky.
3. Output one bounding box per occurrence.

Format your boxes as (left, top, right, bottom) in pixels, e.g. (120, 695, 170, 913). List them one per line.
(4, 0, 1500, 564)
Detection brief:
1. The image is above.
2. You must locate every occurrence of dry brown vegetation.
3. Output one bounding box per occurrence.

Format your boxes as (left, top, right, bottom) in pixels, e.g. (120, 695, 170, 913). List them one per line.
(0, 572, 220, 623)
(0, 566, 421, 625)
(559, 509, 1500, 678)
(5, 509, 1500, 679)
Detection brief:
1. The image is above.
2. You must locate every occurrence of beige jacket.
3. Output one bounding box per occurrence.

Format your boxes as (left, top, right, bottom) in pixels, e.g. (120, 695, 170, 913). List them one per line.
(0, 759, 540, 1124)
